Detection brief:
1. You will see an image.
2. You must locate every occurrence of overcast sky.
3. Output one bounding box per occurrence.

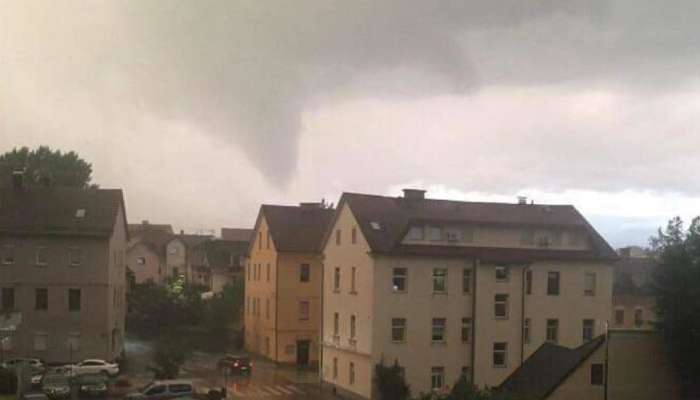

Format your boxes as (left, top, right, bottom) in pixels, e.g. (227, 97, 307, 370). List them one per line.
(2, 1, 700, 247)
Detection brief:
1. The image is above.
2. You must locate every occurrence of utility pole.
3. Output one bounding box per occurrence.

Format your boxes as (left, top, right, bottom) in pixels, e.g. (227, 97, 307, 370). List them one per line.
(604, 321, 609, 400)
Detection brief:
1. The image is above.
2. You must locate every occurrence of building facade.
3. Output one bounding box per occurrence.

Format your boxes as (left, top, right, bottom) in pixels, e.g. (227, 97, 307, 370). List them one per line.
(126, 221, 173, 285)
(0, 182, 128, 363)
(244, 203, 333, 366)
(612, 251, 657, 331)
(321, 190, 617, 399)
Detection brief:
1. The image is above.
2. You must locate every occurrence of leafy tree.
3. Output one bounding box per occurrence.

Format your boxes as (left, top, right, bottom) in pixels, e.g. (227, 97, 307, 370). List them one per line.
(149, 332, 191, 379)
(650, 216, 700, 393)
(0, 146, 95, 188)
(447, 376, 485, 400)
(126, 281, 205, 337)
(375, 360, 410, 400)
(0, 367, 17, 394)
(204, 280, 245, 348)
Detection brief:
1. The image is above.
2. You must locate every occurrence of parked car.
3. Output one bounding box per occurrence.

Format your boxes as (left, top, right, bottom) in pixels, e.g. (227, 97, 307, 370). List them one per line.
(126, 380, 194, 400)
(3, 358, 45, 373)
(71, 359, 119, 377)
(76, 373, 109, 398)
(41, 374, 71, 399)
(217, 354, 252, 375)
(46, 365, 76, 378)
(21, 392, 49, 400)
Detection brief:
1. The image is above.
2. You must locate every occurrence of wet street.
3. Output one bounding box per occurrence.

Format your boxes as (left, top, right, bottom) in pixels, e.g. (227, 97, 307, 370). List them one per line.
(121, 338, 329, 400)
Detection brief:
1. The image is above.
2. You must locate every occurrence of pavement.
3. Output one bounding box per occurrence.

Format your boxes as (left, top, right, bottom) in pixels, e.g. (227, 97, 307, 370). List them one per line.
(120, 338, 328, 400)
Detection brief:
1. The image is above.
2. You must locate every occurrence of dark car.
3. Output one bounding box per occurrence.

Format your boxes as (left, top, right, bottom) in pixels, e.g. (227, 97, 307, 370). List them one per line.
(21, 392, 50, 400)
(217, 355, 252, 376)
(76, 373, 109, 398)
(42, 374, 71, 399)
(126, 380, 194, 400)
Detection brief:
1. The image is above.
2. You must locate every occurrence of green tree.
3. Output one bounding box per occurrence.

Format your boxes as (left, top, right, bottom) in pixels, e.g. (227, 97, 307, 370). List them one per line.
(447, 376, 485, 400)
(375, 360, 410, 400)
(149, 333, 191, 379)
(0, 146, 95, 188)
(204, 280, 245, 348)
(651, 216, 700, 392)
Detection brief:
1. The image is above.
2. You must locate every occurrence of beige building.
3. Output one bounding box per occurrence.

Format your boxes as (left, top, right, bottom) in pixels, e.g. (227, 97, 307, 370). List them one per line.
(0, 179, 128, 363)
(165, 233, 211, 285)
(126, 221, 173, 286)
(612, 252, 657, 331)
(191, 239, 248, 292)
(500, 331, 681, 400)
(244, 203, 333, 366)
(321, 190, 617, 398)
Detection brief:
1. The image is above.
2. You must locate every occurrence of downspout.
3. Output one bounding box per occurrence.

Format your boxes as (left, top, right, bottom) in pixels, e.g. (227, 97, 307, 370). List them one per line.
(604, 322, 610, 400)
(319, 255, 325, 389)
(275, 255, 280, 362)
(520, 264, 532, 366)
(470, 258, 478, 383)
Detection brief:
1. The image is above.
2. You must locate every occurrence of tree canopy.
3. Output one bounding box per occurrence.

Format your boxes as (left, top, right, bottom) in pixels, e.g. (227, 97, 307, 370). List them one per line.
(651, 216, 700, 393)
(0, 146, 94, 188)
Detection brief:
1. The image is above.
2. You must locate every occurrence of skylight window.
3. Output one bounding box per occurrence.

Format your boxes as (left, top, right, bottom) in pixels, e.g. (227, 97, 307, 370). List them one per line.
(75, 209, 86, 218)
(370, 222, 381, 230)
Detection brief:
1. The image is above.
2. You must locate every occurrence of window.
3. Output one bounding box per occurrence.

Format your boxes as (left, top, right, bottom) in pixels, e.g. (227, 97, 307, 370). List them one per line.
(446, 229, 461, 243)
(332, 358, 338, 379)
(462, 269, 471, 293)
(75, 209, 86, 218)
(299, 301, 309, 321)
(265, 337, 270, 354)
(349, 362, 355, 385)
(351, 227, 357, 244)
(590, 363, 604, 385)
(584, 273, 596, 296)
(431, 318, 446, 342)
(525, 269, 532, 295)
(265, 298, 270, 319)
(431, 367, 445, 390)
(462, 227, 475, 243)
(35, 288, 48, 311)
(495, 265, 508, 281)
(583, 319, 595, 342)
(433, 268, 447, 293)
(247, 264, 251, 281)
(68, 289, 81, 311)
(428, 226, 442, 241)
(169, 384, 192, 394)
(1, 245, 15, 265)
(258, 232, 262, 250)
(169, 246, 177, 255)
(136, 257, 146, 265)
(266, 263, 270, 282)
(350, 315, 356, 339)
(547, 271, 560, 295)
(333, 267, 341, 291)
(551, 230, 563, 246)
(300, 264, 310, 282)
(266, 232, 270, 249)
(68, 248, 82, 266)
(634, 308, 643, 327)
(34, 333, 48, 351)
(494, 294, 509, 319)
(145, 386, 166, 396)
(36, 247, 48, 266)
(393, 268, 407, 292)
(335, 229, 342, 245)
(351, 267, 357, 293)
(461, 318, 471, 343)
(614, 308, 625, 325)
(493, 343, 507, 368)
(391, 318, 406, 342)
(246, 297, 250, 315)
(1, 288, 15, 310)
(333, 313, 339, 337)
(67, 333, 80, 351)
(524, 319, 531, 343)
(520, 229, 535, 245)
(546, 319, 559, 343)
(408, 226, 424, 240)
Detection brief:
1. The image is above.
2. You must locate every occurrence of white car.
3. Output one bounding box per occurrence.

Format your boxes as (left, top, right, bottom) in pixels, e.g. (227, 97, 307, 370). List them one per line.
(2, 358, 45, 372)
(71, 359, 119, 377)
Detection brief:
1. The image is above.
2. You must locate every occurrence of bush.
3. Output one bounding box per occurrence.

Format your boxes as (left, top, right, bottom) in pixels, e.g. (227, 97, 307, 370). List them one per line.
(148, 333, 191, 379)
(375, 360, 410, 400)
(0, 368, 17, 395)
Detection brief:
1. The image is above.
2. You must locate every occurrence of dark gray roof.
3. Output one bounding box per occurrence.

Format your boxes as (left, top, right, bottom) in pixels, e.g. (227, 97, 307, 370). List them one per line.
(498, 335, 606, 399)
(192, 239, 248, 269)
(0, 186, 125, 237)
(338, 192, 617, 262)
(128, 223, 173, 236)
(221, 228, 253, 242)
(259, 205, 334, 252)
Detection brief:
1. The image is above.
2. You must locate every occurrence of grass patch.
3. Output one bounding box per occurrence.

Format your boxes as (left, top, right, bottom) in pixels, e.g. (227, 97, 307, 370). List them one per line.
(0, 395, 16, 400)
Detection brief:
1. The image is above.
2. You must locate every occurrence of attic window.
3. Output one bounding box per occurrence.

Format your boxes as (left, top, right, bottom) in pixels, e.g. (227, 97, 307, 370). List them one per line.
(75, 209, 86, 218)
(370, 222, 381, 230)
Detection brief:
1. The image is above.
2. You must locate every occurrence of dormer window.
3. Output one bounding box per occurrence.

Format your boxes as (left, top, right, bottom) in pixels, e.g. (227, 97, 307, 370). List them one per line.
(445, 229, 460, 243)
(75, 209, 86, 218)
(68, 248, 82, 266)
(370, 222, 381, 230)
(428, 226, 442, 241)
(408, 226, 424, 241)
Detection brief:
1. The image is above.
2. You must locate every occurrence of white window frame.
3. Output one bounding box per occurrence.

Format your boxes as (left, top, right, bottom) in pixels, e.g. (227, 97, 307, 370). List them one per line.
(392, 268, 407, 292)
(408, 226, 424, 241)
(494, 294, 509, 319)
(432, 268, 447, 294)
(584, 272, 596, 296)
(546, 319, 559, 343)
(391, 318, 407, 343)
(431, 367, 445, 391)
(431, 318, 446, 343)
(524, 318, 531, 343)
(582, 319, 595, 342)
(333, 267, 341, 292)
(350, 267, 357, 293)
(495, 265, 509, 282)
(614, 307, 625, 325)
(461, 318, 471, 343)
(493, 342, 507, 368)
(68, 247, 82, 266)
(428, 226, 442, 241)
(36, 246, 48, 266)
(1, 245, 15, 265)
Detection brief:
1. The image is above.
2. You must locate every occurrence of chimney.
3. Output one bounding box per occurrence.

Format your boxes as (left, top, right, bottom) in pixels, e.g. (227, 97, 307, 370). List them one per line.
(517, 196, 528, 205)
(403, 189, 426, 201)
(11, 170, 23, 190)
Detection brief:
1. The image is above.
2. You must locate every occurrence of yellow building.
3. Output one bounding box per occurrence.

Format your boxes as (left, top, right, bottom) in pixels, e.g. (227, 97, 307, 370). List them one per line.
(612, 252, 657, 331)
(320, 189, 617, 399)
(244, 203, 334, 366)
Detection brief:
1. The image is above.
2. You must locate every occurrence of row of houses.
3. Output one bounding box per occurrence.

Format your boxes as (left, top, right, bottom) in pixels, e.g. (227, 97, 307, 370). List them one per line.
(125, 222, 251, 292)
(243, 189, 675, 399)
